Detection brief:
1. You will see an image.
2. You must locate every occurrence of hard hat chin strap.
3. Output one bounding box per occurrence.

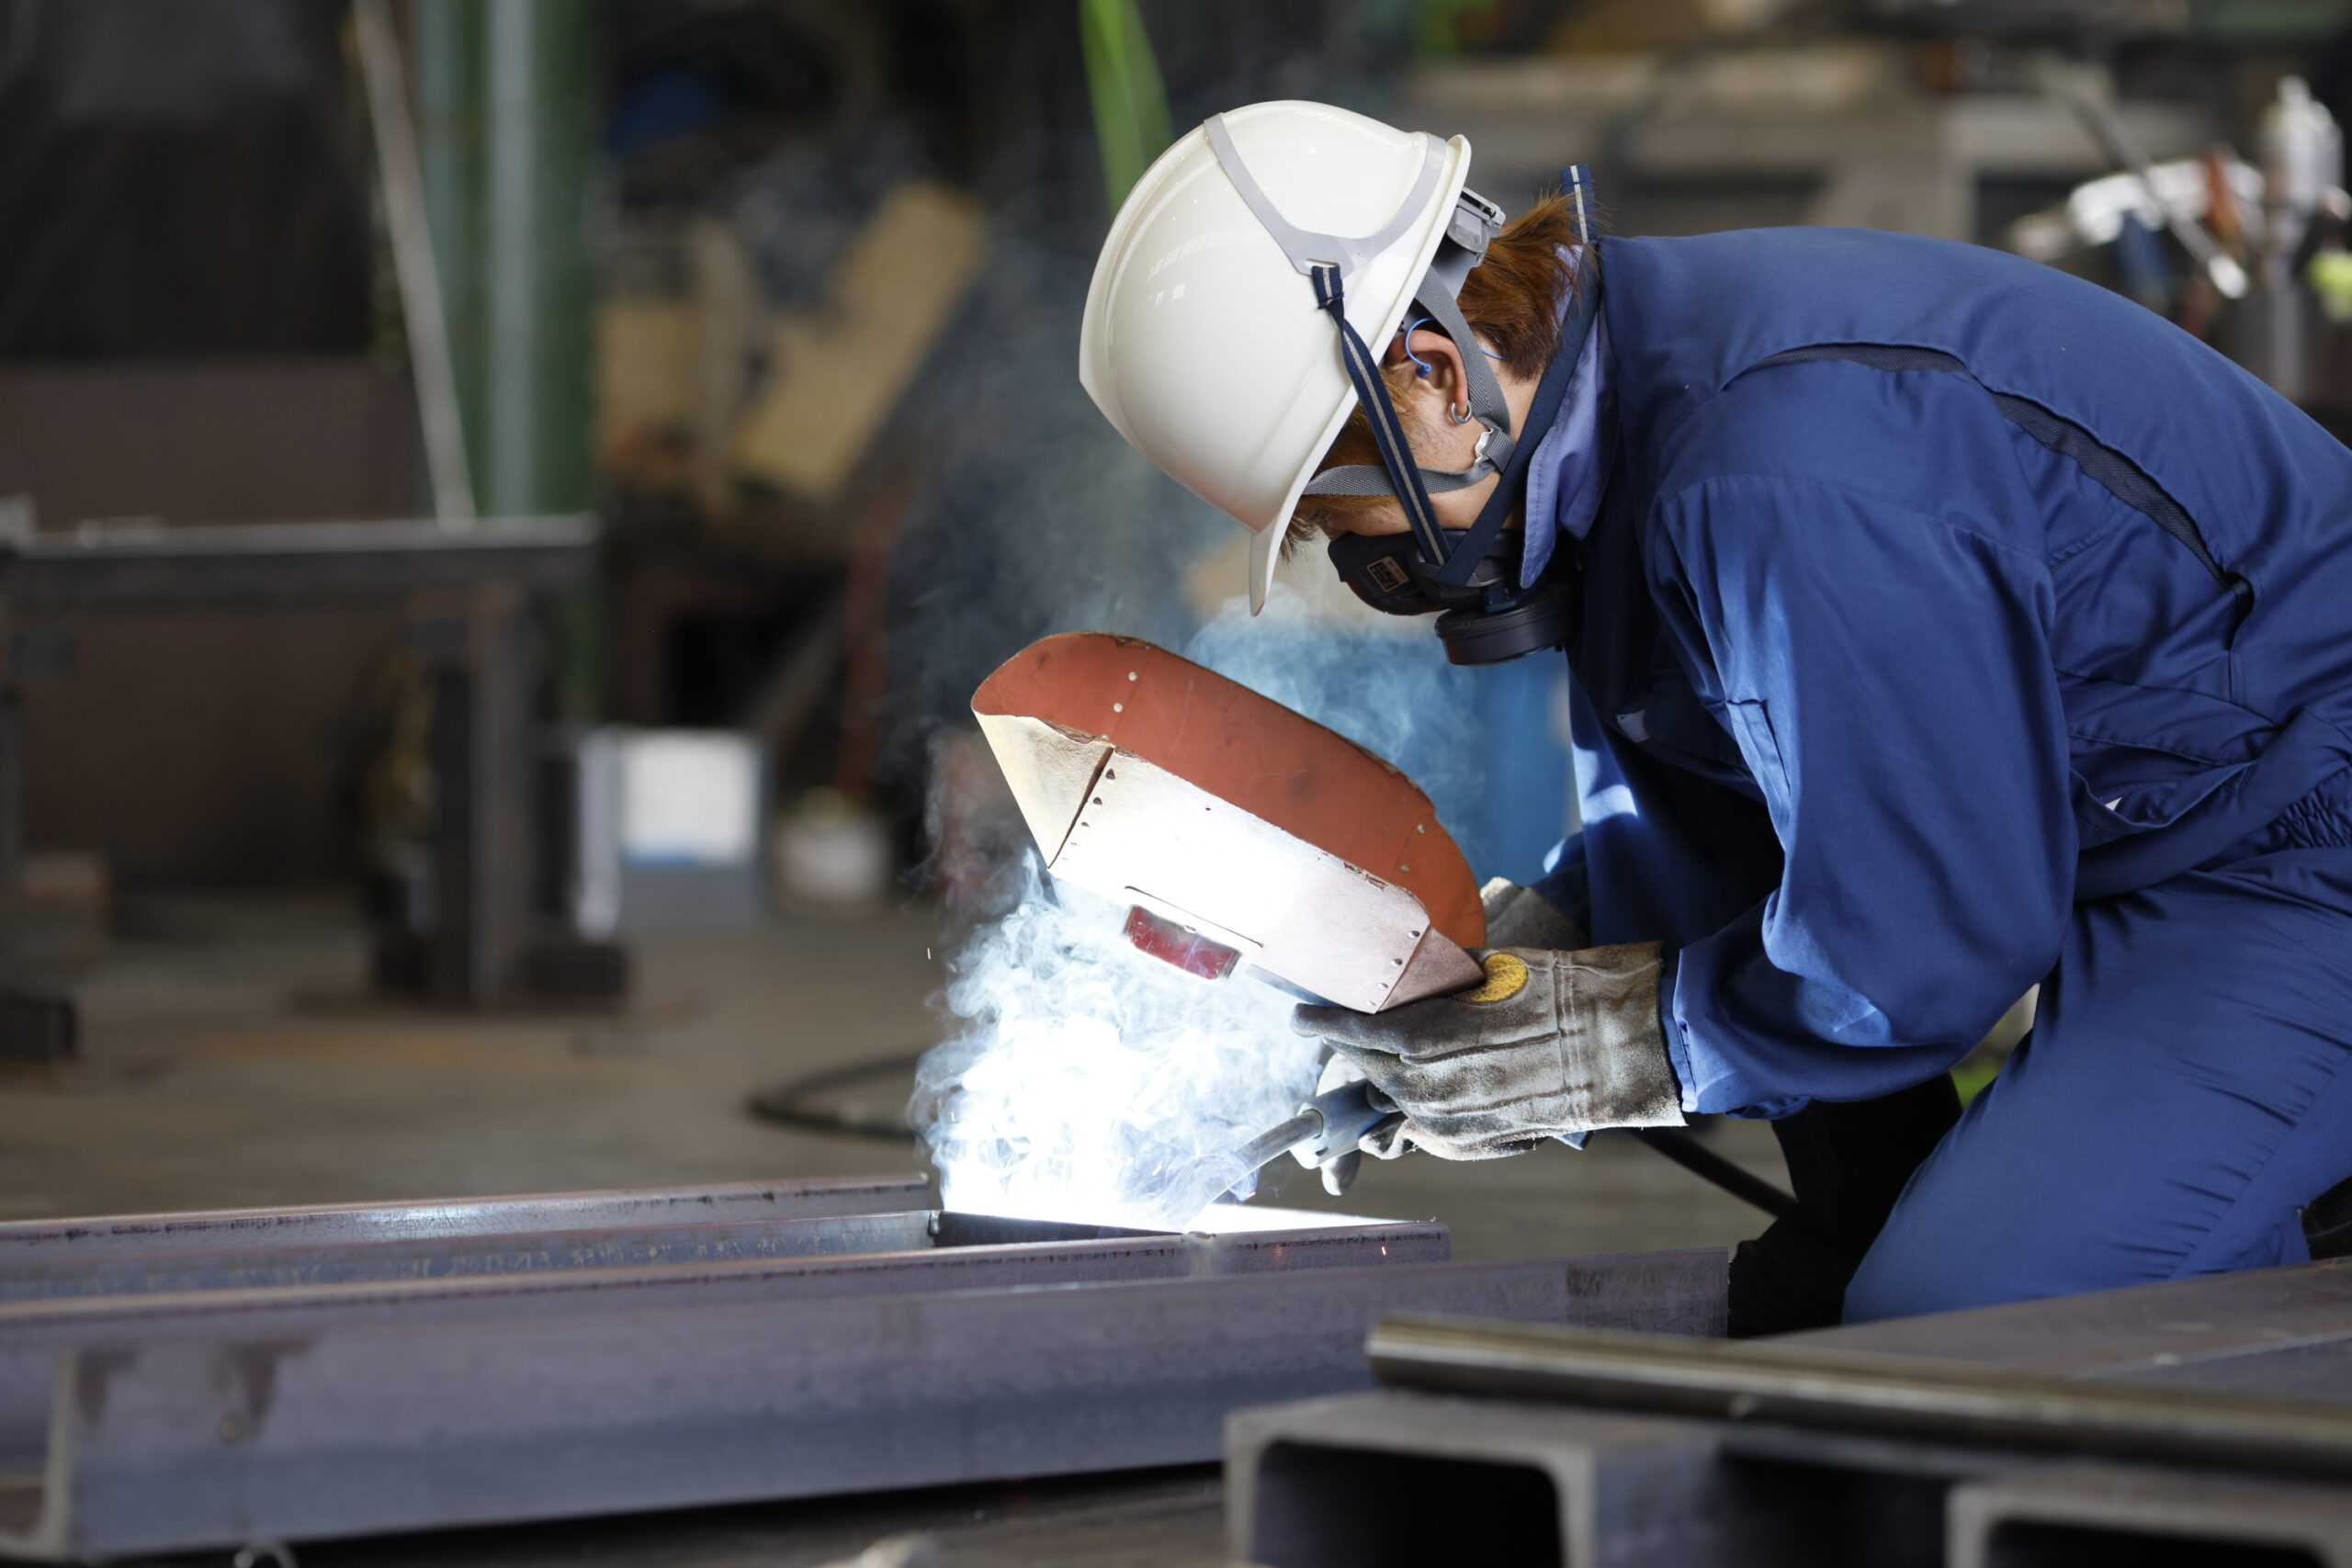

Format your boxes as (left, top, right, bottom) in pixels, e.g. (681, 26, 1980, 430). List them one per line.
(1306, 263, 1454, 567)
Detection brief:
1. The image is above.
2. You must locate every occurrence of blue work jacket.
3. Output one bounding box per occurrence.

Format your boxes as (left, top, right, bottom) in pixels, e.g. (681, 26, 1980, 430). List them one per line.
(1531, 227, 2352, 1117)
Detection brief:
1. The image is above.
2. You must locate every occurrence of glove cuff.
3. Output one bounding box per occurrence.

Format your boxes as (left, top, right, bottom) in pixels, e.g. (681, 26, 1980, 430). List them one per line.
(1479, 877, 1589, 952)
(1562, 942, 1685, 1130)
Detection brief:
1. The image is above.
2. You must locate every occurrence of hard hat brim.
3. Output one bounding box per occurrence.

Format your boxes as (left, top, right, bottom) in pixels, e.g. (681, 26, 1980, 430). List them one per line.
(1248, 521, 1283, 614)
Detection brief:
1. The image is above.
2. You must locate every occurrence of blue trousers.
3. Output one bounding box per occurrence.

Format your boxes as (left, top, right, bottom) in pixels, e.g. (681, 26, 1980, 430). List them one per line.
(1844, 772, 2352, 1323)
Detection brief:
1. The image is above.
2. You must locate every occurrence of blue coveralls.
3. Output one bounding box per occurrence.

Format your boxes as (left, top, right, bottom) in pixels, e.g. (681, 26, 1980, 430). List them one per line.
(1526, 228, 2352, 1322)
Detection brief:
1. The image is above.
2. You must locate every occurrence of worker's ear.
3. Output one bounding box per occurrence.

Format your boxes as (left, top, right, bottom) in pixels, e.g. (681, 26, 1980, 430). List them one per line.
(1383, 327, 1472, 425)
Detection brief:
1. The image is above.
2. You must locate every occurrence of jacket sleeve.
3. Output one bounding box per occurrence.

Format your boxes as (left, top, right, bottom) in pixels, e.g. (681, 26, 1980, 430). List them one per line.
(1533, 670, 1786, 957)
(1653, 473, 2075, 1114)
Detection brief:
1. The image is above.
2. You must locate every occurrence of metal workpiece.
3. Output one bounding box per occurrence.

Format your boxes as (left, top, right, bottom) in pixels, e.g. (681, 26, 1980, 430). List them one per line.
(0, 1255, 1606, 1560)
(1367, 1316, 2352, 1481)
(0, 1173, 931, 1264)
(0, 1216, 1455, 1358)
(1946, 1463, 2352, 1568)
(0, 1169, 1742, 1559)
(0, 1208, 1181, 1302)
(0, 1211, 952, 1301)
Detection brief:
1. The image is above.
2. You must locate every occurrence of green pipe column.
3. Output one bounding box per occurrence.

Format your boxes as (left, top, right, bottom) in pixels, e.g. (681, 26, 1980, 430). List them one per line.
(415, 0, 599, 718)
(413, 0, 594, 517)
(483, 0, 594, 518)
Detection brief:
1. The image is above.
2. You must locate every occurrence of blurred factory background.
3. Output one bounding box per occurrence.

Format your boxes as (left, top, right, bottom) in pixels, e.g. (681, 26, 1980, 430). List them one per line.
(0, 0, 2346, 1247)
(0, 2, 2349, 1562)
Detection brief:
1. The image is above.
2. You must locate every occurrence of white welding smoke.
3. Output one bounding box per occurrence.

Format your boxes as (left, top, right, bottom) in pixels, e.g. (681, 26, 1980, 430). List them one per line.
(910, 864, 1320, 1228)
(911, 579, 1484, 1230)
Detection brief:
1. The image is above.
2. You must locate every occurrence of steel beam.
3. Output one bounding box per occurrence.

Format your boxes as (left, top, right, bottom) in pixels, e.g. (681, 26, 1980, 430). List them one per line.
(0, 1216, 1452, 1355)
(1790, 1256, 2352, 1380)
(0, 1172, 1727, 1559)
(1368, 1317, 2352, 1480)
(0, 1211, 991, 1301)
(0, 1174, 928, 1262)
(0, 1204, 1446, 1303)
(0, 1257, 1600, 1560)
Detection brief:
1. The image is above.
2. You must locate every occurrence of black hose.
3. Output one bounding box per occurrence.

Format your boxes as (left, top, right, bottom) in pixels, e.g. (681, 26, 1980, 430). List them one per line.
(746, 1054, 1800, 1218)
(746, 1051, 926, 1142)
(1629, 1126, 1797, 1218)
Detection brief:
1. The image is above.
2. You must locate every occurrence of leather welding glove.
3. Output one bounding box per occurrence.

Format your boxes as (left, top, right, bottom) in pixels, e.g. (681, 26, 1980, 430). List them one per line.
(1477, 876, 1589, 952)
(1305, 879, 1593, 1168)
(1294, 942, 1685, 1161)
(1312, 1052, 1408, 1163)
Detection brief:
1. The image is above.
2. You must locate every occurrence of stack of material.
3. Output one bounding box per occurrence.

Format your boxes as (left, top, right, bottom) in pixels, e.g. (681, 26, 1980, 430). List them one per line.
(1232, 1259, 2352, 1566)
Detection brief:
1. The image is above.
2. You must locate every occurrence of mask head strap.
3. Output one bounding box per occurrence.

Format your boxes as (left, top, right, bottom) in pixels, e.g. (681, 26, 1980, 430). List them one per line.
(1432, 164, 1601, 589)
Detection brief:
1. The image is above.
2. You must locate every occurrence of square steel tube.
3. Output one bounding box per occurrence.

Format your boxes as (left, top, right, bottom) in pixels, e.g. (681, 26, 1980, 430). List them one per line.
(1228, 1390, 1732, 1568)
(1949, 1466, 2352, 1568)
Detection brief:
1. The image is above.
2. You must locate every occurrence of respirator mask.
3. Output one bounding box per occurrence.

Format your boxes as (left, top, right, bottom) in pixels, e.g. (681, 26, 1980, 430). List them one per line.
(1204, 118, 1600, 665)
(1319, 169, 1599, 666)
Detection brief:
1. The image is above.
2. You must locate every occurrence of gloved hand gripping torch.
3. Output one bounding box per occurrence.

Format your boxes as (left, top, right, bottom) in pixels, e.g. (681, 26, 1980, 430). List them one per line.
(1223, 1078, 1401, 1201)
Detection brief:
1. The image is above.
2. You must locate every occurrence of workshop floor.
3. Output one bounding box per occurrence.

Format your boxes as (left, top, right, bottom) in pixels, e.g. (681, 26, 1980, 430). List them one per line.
(0, 895, 1792, 1565)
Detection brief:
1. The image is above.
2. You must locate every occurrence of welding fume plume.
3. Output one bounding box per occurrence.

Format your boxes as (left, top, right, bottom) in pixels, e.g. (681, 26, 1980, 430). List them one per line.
(911, 872, 1322, 1230)
(919, 632, 1491, 1229)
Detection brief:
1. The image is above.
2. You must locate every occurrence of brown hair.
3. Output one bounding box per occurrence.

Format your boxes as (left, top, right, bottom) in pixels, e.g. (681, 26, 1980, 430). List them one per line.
(1287, 190, 1589, 547)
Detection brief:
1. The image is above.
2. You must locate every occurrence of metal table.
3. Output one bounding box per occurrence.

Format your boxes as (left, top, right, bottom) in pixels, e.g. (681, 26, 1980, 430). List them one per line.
(0, 515, 601, 1047)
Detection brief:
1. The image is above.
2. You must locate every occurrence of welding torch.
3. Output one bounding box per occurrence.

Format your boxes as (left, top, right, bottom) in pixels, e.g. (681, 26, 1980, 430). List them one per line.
(1223, 1078, 1404, 1201)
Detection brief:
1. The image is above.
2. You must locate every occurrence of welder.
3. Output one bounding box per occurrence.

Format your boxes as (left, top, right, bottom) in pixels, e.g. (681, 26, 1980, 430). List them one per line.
(1078, 100, 2352, 1331)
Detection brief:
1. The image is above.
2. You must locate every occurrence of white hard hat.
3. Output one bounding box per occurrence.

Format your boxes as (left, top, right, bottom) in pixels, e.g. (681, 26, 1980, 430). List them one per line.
(1080, 101, 1475, 613)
